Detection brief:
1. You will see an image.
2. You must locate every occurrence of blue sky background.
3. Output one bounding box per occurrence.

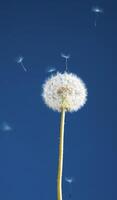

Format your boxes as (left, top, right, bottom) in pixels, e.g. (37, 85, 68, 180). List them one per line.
(0, 0, 116, 199)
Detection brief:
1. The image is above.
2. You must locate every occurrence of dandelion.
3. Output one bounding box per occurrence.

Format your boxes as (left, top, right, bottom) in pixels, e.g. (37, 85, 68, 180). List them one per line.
(42, 72, 87, 200)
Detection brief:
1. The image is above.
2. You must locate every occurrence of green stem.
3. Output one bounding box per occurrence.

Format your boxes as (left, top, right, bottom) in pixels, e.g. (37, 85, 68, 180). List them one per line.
(57, 108, 66, 200)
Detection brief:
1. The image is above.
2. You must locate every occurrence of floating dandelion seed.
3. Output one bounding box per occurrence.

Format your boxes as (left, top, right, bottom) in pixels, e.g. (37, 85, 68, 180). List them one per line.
(65, 177, 74, 184)
(42, 71, 87, 200)
(16, 56, 27, 72)
(61, 53, 70, 71)
(65, 177, 74, 199)
(47, 67, 56, 73)
(0, 122, 12, 132)
(91, 6, 104, 27)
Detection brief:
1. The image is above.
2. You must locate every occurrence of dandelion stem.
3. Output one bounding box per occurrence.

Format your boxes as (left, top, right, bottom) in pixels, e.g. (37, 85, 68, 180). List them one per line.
(57, 108, 65, 200)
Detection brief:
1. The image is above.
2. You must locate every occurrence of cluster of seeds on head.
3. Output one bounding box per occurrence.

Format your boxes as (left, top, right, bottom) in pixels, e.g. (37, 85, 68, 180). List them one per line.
(57, 86, 72, 97)
(57, 86, 73, 111)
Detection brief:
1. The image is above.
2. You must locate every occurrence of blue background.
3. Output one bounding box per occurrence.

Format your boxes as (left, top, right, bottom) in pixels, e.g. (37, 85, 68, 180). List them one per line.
(0, 0, 116, 199)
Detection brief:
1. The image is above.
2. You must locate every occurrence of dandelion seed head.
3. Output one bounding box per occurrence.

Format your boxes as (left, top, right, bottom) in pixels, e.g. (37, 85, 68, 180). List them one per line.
(42, 72, 87, 112)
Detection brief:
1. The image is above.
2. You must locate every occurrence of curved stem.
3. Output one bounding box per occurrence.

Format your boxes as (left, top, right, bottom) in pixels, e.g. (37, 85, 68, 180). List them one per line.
(57, 108, 65, 200)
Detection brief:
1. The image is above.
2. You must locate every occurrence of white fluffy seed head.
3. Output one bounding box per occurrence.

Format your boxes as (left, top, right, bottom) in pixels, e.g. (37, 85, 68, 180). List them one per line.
(42, 72, 88, 112)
